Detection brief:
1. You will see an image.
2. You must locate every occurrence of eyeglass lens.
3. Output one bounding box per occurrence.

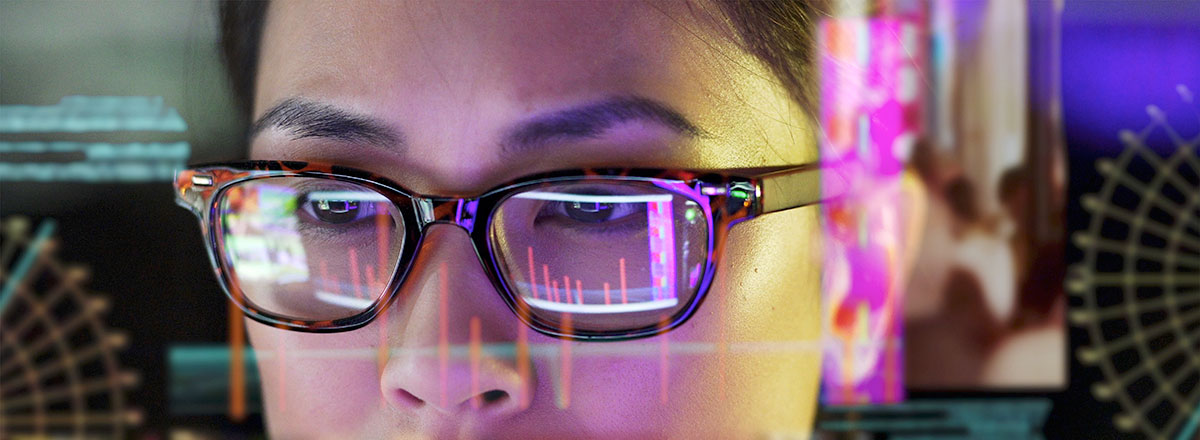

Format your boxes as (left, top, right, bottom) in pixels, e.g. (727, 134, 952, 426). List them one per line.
(215, 177, 406, 321)
(490, 181, 710, 334)
(213, 177, 710, 333)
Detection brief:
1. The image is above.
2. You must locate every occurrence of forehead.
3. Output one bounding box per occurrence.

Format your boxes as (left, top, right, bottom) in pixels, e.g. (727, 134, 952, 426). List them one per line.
(259, 2, 705, 102)
(254, 0, 814, 167)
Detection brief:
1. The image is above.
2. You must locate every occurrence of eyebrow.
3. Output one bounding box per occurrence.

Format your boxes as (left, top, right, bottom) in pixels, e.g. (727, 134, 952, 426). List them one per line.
(250, 95, 704, 153)
(250, 98, 403, 147)
(500, 96, 705, 153)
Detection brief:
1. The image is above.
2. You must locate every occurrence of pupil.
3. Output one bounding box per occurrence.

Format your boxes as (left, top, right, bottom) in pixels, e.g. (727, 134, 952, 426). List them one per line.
(311, 200, 360, 224)
(567, 201, 614, 223)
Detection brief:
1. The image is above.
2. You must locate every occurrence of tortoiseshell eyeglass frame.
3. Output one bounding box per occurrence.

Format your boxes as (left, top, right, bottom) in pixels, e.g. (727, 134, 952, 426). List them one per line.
(174, 160, 843, 341)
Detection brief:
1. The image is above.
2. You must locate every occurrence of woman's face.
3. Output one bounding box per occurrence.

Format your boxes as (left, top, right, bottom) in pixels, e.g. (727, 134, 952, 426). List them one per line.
(247, 1, 821, 438)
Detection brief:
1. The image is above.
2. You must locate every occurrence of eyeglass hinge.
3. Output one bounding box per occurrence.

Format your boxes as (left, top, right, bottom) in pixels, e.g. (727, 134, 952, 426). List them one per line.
(416, 198, 435, 224)
(191, 174, 214, 186)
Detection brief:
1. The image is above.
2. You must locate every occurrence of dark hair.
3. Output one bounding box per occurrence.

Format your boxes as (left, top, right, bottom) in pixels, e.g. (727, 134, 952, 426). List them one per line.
(219, 1, 827, 118)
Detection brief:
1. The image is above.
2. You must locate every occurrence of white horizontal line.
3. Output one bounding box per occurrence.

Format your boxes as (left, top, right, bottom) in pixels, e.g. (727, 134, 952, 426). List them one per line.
(305, 191, 388, 202)
(524, 296, 678, 314)
(316, 291, 375, 309)
(512, 191, 672, 203)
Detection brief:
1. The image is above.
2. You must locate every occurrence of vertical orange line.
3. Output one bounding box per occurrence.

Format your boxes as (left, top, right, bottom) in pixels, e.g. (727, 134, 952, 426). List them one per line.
(439, 262, 449, 409)
(841, 332, 855, 403)
(542, 264, 552, 302)
(559, 312, 572, 409)
(527, 246, 538, 300)
(374, 208, 391, 403)
(349, 248, 362, 299)
(228, 302, 245, 422)
(603, 282, 611, 305)
(516, 319, 532, 410)
(575, 279, 583, 305)
(619, 258, 627, 304)
(563, 276, 572, 304)
(552, 280, 560, 303)
(885, 334, 897, 403)
(377, 310, 389, 405)
(470, 316, 482, 409)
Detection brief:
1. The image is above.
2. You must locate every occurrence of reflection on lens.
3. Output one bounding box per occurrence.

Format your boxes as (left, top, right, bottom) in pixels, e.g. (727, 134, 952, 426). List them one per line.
(491, 181, 709, 334)
(216, 177, 404, 322)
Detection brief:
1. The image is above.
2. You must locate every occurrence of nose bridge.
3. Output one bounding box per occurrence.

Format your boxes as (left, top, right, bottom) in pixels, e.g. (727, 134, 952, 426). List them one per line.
(415, 197, 480, 232)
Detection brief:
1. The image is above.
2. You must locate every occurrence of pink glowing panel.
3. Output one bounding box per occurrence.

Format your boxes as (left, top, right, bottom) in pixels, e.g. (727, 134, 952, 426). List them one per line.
(818, 7, 925, 405)
(646, 199, 678, 301)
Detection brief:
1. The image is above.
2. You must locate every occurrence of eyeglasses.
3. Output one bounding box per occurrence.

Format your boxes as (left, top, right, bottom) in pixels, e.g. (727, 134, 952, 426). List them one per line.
(174, 160, 842, 341)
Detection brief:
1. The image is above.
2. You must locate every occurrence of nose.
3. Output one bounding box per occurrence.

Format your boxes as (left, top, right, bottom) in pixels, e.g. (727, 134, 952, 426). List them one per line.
(379, 224, 533, 418)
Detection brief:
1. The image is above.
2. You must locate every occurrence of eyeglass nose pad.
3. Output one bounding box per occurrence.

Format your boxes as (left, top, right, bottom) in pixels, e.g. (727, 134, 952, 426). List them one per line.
(414, 197, 480, 232)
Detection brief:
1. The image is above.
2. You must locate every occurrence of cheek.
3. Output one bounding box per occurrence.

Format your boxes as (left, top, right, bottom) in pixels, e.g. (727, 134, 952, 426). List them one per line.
(246, 319, 382, 433)
(679, 206, 823, 432)
(701, 205, 822, 342)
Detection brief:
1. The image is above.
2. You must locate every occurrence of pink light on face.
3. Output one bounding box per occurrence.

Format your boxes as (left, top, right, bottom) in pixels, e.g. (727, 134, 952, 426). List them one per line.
(527, 247, 538, 300)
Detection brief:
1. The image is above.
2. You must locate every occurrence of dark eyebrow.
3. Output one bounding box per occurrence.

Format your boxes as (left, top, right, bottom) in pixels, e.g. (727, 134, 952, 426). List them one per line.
(501, 96, 706, 153)
(250, 95, 703, 153)
(250, 97, 403, 148)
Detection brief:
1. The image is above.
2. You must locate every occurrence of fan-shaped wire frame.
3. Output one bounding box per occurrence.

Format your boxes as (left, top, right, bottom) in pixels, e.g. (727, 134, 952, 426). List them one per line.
(1071, 116, 1200, 439)
(0, 217, 138, 438)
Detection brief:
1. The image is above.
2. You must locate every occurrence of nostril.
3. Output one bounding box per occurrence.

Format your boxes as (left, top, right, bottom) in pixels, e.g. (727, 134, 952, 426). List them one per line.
(480, 390, 509, 405)
(391, 389, 426, 408)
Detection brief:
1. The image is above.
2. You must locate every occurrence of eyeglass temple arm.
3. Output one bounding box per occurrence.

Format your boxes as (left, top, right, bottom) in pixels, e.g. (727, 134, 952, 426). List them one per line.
(756, 163, 852, 214)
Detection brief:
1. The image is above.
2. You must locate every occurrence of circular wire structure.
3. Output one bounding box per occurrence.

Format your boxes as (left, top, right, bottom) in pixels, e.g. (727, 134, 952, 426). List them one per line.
(0, 216, 139, 438)
(1070, 86, 1200, 440)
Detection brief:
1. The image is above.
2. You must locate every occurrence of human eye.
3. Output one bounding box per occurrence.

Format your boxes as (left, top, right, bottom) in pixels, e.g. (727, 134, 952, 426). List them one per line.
(296, 186, 394, 237)
(532, 188, 650, 234)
